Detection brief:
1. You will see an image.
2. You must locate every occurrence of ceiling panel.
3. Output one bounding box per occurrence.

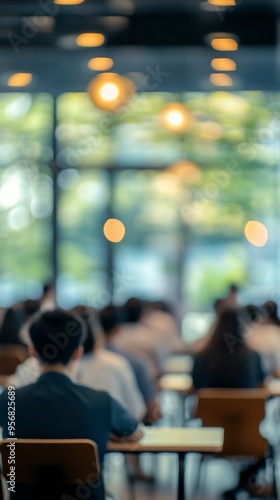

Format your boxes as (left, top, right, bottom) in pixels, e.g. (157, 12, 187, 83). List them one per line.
(0, 0, 279, 93)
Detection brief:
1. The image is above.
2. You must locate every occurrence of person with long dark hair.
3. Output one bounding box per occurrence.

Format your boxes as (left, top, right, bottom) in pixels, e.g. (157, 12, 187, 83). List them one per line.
(192, 308, 266, 389)
(192, 309, 268, 500)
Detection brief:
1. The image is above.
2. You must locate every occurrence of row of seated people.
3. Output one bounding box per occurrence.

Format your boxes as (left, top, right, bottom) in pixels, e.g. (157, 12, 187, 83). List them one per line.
(0, 308, 144, 500)
(0, 296, 183, 495)
(189, 297, 280, 500)
(191, 298, 280, 388)
(1, 287, 280, 499)
(8, 306, 163, 423)
(0, 294, 182, 378)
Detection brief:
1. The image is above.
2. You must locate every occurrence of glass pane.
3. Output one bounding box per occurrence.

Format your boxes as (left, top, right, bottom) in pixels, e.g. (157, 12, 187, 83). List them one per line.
(0, 94, 53, 305)
(181, 91, 278, 312)
(113, 169, 182, 303)
(57, 168, 109, 307)
(56, 93, 183, 168)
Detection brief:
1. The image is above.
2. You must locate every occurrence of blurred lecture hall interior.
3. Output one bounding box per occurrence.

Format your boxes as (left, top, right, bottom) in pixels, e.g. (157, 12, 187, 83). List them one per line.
(1, 0, 280, 499)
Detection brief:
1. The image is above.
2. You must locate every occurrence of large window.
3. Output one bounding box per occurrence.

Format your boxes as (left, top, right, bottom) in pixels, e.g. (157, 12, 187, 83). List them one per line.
(1, 91, 279, 315)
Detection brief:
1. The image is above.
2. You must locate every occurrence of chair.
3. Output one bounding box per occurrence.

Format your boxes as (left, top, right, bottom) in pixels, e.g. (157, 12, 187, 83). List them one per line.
(0, 439, 100, 500)
(194, 388, 275, 496)
(0, 344, 28, 374)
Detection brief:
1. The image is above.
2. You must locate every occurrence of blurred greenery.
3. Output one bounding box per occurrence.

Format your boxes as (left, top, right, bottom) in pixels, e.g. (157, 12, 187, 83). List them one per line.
(0, 94, 53, 302)
(1, 91, 279, 308)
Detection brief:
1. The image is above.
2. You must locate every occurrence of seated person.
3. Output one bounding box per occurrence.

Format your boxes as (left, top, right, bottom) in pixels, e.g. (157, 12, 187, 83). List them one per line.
(192, 308, 267, 500)
(192, 309, 266, 389)
(0, 300, 41, 348)
(8, 306, 146, 421)
(72, 305, 146, 421)
(99, 304, 162, 424)
(244, 301, 280, 377)
(109, 298, 169, 379)
(0, 309, 142, 500)
(0, 307, 26, 346)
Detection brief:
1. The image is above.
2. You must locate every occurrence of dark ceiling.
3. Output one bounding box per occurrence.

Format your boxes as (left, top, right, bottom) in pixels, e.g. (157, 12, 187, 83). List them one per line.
(0, 0, 279, 94)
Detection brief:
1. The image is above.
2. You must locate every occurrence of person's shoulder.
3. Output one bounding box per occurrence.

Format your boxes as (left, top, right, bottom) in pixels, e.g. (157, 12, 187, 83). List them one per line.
(124, 351, 149, 372)
(97, 348, 128, 369)
(193, 350, 207, 362)
(75, 382, 111, 401)
(246, 347, 262, 363)
(0, 383, 36, 404)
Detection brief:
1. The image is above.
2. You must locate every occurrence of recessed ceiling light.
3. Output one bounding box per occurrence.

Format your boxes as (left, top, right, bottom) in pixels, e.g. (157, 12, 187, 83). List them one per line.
(209, 73, 233, 86)
(211, 38, 238, 51)
(88, 57, 114, 71)
(54, 0, 85, 4)
(76, 33, 105, 47)
(208, 0, 236, 6)
(7, 73, 33, 87)
(205, 33, 239, 51)
(211, 58, 236, 71)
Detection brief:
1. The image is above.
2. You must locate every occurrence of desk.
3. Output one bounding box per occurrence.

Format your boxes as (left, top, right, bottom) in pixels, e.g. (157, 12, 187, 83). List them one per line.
(268, 378, 280, 397)
(163, 355, 193, 374)
(108, 426, 224, 500)
(159, 374, 193, 393)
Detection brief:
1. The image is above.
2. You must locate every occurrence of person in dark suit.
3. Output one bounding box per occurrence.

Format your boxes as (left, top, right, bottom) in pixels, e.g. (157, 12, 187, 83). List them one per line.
(0, 309, 142, 500)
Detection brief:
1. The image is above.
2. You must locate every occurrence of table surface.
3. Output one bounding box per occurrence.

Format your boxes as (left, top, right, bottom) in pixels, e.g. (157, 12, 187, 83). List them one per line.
(267, 378, 280, 397)
(107, 426, 224, 453)
(163, 355, 194, 374)
(158, 373, 193, 393)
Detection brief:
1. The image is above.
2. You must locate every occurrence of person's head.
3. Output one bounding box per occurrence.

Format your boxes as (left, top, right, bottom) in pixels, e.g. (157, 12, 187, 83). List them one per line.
(207, 308, 245, 351)
(229, 284, 238, 294)
(241, 304, 262, 324)
(72, 305, 99, 354)
(213, 298, 224, 315)
(262, 300, 280, 325)
(23, 299, 41, 319)
(28, 309, 85, 366)
(99, 304, 120, 336)
(41, 282, 55, 301)
(148, 299, 174, 315)
(123, 297, 144, 323)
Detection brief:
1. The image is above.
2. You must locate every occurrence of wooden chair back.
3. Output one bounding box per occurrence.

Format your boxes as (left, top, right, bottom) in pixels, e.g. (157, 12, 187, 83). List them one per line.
(0, 439, 99, 484)
(196, 388, 268, 459)
(0, 345, 28, 376)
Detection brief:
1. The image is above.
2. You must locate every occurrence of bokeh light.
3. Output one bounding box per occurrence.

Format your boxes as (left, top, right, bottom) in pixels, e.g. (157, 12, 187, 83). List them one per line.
(210, 73, 233, 86)
(168, 161, 202, 183)
(210, 38, 238, 51)
(103, 218, 126, 243)
(208, 0, 236, 5)
(88, 57, 114, 71)
(88, 73, 135, 112)
(76, 33, 105, 47)
(244, 221, 268, 247)
(54, 0, 85, 4)
(211, 58, 236, 71)
(161, 103, 193, 133)
(7, 73, 33, 87)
